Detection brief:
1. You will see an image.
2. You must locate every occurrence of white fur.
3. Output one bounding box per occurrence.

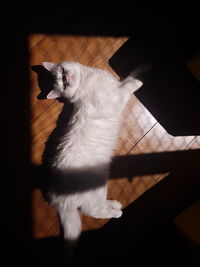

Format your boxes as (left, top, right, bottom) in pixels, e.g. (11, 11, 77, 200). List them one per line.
(42, 61, 143, 241)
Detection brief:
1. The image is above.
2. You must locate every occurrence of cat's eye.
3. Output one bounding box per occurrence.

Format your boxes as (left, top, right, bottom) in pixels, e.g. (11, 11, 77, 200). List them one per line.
(60, 67, 64, 74)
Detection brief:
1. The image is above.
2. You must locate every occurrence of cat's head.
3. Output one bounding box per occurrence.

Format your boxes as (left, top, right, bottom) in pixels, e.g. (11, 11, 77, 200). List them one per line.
(42, 61, 81, 101)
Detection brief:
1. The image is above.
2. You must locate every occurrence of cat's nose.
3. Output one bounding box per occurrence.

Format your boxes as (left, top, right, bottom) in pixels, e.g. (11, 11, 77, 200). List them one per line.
(63, 74, 66, 81)
(63, 74, 69, 82)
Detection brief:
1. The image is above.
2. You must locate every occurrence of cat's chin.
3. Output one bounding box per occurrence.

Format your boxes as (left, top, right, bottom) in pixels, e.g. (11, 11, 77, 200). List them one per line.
(62, 86, 78, 102)
(66, 81, 81, 101)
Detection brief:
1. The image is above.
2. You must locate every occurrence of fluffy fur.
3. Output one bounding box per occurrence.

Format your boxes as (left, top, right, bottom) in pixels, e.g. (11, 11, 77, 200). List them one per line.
(42, 61, 143, 242)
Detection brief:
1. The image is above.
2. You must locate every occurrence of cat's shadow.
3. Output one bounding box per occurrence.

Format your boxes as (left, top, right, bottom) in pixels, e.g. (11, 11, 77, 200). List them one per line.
(31, 65, 55, 99)
(32, 64, 74, 168)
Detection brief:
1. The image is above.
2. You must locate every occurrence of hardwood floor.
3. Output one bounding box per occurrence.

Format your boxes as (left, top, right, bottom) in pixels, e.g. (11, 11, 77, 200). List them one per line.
(29, 34, 200, 241)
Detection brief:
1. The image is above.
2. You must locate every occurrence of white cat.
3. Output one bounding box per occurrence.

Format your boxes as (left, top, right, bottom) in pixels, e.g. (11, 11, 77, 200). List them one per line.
(42, 61, 143, 242)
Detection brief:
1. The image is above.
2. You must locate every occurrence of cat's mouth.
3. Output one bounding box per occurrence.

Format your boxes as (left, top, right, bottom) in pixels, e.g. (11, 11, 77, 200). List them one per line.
(63, 81, 71, 89)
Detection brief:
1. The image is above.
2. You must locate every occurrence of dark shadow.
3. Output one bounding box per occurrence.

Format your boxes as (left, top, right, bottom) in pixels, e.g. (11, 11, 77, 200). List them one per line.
(2, 24, 31, 266)
(31, 236, 64, 266)
(110, 149, 200, 179)
(31, 163, 108, 197)
(30, 165, 200, 267)
(31, 65, 55, 99)
(31, 149, 200, 196)
(74, 168, 200, 267)
(110, 36, 200, 136)
(136, 63, 200, 136)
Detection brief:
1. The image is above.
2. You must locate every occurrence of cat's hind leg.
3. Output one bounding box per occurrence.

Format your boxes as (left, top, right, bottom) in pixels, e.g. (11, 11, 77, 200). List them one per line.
(106, 199, 122, 210)
(81, 199, 122, 219)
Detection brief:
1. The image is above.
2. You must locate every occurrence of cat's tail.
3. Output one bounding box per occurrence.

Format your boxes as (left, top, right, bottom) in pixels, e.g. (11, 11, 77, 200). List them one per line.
(59, 208, 81, 265)
(126, 63, 152, 80)
(61, 208, 81, 241)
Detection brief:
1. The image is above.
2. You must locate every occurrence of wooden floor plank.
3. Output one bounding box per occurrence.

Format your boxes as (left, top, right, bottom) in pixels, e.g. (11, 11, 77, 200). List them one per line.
(185, 136, 200, 150)
(130, 123, 195, 155)
(32, 189, 59, 238)
(114, 96, 157, 155)
(28, 34, 46, 50)
(31, 101, 63, 165)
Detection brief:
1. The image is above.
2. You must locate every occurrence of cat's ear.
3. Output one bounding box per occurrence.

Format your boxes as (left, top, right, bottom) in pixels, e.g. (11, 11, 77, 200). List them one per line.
(42, 62, 57, 72)
(47, 89, 60, 99)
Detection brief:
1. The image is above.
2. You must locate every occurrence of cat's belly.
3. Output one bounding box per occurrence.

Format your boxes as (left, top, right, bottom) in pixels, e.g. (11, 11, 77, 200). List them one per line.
(53, 116, 120, 169)
(55, 133, 117, 169)
(57, 141, 114, 168)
